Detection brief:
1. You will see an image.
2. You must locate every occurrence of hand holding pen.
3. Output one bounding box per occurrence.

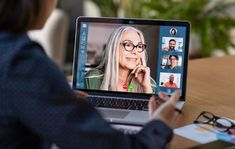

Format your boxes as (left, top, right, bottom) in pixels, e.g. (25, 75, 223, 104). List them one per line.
(148, 90, 181, 128)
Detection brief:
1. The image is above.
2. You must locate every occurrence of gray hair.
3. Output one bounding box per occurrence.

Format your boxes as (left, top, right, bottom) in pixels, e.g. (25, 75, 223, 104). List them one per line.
(98, 26, 148, 91)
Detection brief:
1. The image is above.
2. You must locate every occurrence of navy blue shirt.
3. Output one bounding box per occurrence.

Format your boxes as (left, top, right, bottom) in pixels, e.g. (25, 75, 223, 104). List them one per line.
(0, 32, 173, 149)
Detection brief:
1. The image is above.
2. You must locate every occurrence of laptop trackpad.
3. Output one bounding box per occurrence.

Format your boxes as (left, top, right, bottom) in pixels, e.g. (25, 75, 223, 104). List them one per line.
(99, 109, 129, 119)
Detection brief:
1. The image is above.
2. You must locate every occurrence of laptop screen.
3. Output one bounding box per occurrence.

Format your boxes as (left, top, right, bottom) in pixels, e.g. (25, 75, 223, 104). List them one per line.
(73, 17, 190, 99)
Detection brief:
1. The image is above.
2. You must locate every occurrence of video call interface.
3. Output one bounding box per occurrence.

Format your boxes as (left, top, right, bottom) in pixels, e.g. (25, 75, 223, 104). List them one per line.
(75, 22, 187, 95)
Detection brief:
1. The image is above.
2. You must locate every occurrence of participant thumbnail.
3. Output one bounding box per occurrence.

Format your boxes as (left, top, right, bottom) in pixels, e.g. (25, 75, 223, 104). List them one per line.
(161, 55, 182, 70)
(170, 28, 177, 36)
(162, 37, 183, 52)
(159, 72, 181, 88)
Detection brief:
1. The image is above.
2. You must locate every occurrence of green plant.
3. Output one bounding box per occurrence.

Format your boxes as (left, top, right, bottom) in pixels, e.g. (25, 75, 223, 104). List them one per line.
(91, 0, 119, 17)
(92, 0, 235, 57)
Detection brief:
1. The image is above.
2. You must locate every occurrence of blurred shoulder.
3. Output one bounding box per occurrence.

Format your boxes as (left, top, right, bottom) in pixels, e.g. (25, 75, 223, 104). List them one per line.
(0, 32, 47, 63)
(0, 32, 63, 83)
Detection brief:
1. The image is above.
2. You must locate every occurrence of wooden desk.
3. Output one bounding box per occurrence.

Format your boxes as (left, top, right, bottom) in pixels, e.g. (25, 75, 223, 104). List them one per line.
(170, 55, 235, 149)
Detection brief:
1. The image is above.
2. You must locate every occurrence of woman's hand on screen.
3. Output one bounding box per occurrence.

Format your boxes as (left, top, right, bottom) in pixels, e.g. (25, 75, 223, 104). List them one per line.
(131, 65, 152, 93)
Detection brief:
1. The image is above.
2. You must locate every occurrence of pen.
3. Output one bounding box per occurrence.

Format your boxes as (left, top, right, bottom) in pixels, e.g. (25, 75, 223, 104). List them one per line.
(175, 108, 182, 114)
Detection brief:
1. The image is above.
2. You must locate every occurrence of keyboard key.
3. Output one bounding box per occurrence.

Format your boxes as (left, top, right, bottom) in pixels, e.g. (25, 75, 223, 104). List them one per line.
(88, 97, 148, 111)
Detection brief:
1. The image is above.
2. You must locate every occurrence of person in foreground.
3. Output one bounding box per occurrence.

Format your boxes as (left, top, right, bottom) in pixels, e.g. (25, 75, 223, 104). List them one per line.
(0, 0, 181, 149)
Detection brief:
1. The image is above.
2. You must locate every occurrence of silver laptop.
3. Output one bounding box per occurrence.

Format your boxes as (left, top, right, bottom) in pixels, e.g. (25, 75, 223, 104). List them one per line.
(72, 17, 190, 126)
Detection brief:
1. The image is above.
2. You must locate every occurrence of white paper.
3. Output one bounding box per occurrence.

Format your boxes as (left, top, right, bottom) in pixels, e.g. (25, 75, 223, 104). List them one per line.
(174, 123, 235, 144)
(174, 124, 218, 144)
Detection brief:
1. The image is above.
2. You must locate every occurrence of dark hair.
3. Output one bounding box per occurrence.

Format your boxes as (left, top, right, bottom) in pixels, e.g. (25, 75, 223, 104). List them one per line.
(0, 0, 43, 33)
(169, 55, 179, 60)
(170, 28, 177, 35)
(169, 39, 176, 43)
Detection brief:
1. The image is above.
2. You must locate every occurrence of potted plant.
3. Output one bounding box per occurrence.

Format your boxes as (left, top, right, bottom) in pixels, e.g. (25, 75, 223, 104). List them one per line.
(92, 0, 235, 57)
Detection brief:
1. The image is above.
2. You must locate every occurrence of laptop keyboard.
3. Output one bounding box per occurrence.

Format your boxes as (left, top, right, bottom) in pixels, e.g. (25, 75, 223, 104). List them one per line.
(88, 96, 149, 111)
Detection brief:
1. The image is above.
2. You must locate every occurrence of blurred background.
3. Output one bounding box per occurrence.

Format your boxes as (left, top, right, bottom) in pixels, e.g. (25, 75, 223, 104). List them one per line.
(28, 0, 235, 74)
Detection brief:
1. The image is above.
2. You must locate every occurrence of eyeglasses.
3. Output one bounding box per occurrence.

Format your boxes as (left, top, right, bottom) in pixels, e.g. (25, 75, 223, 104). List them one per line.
(194, 111, 235, 134)
(120, 40, 146, 53)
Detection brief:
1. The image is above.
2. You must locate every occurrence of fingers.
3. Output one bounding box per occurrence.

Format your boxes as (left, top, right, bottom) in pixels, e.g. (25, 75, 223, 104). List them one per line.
(138, 67, 150, 78)
(148, 96, 157, 117)
(169, 90, 181, 105)
(158, 90, 180, 104)
(131, 66, 142, 78)
(159, 90, 181, 115)
(131, 65, 149, 78)
(74, 90, 88, 97)
(158, 91, 170, 101)
(149, 90, 181, 127)
(131, 65, 140, 74)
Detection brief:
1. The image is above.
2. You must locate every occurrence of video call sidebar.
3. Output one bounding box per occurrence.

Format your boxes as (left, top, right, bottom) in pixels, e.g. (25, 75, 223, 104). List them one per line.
(156, 26, 187, 95)
(76, 23, 89, 89)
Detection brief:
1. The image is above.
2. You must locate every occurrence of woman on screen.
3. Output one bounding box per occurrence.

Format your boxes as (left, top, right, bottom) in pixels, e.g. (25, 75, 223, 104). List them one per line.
(85, 26, 156, 93)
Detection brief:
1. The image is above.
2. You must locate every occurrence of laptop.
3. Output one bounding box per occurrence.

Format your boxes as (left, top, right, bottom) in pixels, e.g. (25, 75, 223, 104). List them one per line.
(72, 17, 190, 126)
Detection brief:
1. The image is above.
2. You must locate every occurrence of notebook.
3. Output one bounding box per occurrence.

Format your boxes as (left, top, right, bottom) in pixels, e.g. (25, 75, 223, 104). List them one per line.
(72, 17, 190, 125)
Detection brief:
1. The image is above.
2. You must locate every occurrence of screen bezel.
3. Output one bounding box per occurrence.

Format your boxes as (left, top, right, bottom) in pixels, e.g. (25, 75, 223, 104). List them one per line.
(72, 17, 190, 100)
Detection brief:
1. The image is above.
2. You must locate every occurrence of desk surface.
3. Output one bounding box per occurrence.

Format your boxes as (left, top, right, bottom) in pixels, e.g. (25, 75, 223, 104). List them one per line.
(170, 55, 235, 149)
(68, 56, 235, 148)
